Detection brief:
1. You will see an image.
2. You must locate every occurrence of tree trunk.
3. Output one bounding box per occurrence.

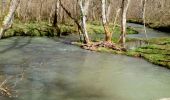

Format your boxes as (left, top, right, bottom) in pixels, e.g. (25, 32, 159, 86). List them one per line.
(38, 0, 44, 22)
(52, 0, 61, 37)
(0, 0, 20, 39)
(23, 0, 31, 22)
(101, 0, 112, 42)
(59, 0, 83, 42)
(106, 0, 111, 22)
(113, 8, 120, 31)
(79, 0, 90, 44)
(142, 0, 148, 40)
(119, 0, 131, 48)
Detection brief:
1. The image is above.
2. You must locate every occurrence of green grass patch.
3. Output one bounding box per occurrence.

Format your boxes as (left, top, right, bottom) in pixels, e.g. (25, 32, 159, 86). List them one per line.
(3, 22, 55, 38)
(87, 23, 138, 35)
(127, 37, 170, 68)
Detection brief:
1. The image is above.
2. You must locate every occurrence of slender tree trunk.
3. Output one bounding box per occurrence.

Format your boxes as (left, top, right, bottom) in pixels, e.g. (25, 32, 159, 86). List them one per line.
(1, 0, 6, 16)
(79, 0, 90, 44)
(142, 0, 148, 40)
(38, 0, 44, 22)
(106, 1, 111, 22)
(0, 0, 20, 39)
(101, 0, 112, 42)
(59, 0, 82, 42)
(119, 0, 131, 48)
(113, 8, 121, 31)
(52, 0, 61, 37)
(23, 0, 31, 22)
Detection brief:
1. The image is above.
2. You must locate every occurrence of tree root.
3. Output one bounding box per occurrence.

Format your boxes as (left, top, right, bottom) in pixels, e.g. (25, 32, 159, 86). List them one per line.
(0, 87, 12, 97)
(81, 41, 127, 51)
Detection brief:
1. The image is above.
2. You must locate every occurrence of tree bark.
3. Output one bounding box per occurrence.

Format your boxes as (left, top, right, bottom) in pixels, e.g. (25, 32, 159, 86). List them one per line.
(119, 0, 131, 48)
(79, 0, 90, 44)
(106, 0, 111, 22)
(59, 0, 83, 42)
(101, 0, 112, 42)
(142, 0, 148, 40)
(0, 0, 20, 39)
(113, 8, 120, 31)
(52, 0, 61, 37)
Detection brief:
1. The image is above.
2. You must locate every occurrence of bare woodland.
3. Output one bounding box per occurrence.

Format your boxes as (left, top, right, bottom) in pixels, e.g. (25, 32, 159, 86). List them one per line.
(0, 0, 168, 25)
(0, 0, 170, 45)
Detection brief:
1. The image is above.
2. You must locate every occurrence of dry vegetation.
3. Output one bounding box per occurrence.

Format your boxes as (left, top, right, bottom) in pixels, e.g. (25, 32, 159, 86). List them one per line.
(1, 0, 169, 28)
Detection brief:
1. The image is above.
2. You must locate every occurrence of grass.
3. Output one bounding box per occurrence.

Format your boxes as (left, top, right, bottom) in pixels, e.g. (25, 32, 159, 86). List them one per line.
(2, 21, 138, 39)
(3, 22, 55, 38)
(87, 22, 138, 35)
(82, 37, 170, 68)
(127, 37, 170, 68)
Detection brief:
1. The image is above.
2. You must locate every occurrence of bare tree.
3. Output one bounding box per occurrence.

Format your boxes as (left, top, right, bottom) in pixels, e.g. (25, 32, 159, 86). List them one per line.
(0, 0, 20, 39)
(141, 0, 148, 39)
(79, 0, 91, 44)
(51, 0, 61, 37)
(106, 0, 111, 22)
(59, 0, 83, 42)
(112, 8, 121, 31)
(101, 0, 112, 42)
(119, 0, 131, 48)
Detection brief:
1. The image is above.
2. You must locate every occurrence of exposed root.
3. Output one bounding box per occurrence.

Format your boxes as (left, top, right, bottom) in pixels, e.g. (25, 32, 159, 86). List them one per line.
(0, 77, 13, 97)
(0, 69, 25, 97)
(81, 41, 127, 51)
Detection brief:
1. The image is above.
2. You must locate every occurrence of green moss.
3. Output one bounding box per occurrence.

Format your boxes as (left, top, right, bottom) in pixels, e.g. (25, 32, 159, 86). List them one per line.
(59, 24, 77, 33)
(126, 51, 140, 57)
(87, 24, 105, 34)
(126, 37, 170, 68)
(3, 21, 138, 39)
(127, 27, 138, 34)
(147, 37, 170, 45)
(87, 23, 138, 35)
(143, 54, 170, 68)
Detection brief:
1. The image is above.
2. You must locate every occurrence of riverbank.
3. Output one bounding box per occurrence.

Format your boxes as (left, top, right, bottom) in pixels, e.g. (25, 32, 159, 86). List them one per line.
(73, 22, 170, 68)
(128, 19, 170, 33)
(2, 21, 138, 39)
(73, 37, 170, 68)
(127, 38, 170, 68)
(1, 21, 169, 68)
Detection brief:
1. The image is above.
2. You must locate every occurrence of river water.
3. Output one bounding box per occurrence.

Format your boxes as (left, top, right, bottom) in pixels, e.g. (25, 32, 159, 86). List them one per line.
(127, 23, 170, 38)
(0, 24, 170, 100)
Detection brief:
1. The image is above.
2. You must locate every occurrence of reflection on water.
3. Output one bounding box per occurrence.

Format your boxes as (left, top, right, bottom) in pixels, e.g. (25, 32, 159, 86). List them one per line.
(126, 40, 148, 50)
(0, 37, 170, 100)
(127, 23, 170, 38)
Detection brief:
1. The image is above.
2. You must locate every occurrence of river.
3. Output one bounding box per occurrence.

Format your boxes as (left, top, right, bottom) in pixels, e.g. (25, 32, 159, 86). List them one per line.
(0, 24, 170, 100)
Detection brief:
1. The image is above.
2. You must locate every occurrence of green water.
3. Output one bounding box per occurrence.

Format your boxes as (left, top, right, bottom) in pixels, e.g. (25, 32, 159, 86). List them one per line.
(0, 36, 170, 100)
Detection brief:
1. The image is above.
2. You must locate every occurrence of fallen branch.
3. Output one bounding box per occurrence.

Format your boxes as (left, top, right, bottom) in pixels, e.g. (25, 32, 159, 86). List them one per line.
(0, 69, 25, 97)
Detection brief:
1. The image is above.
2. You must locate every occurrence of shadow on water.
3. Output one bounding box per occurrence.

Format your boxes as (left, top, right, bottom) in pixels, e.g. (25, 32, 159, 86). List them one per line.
(0, 30, 170, 100)
(39, 80, 110, 100)
(0, 37, 32, 54)
(126, 40, 148, 50)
